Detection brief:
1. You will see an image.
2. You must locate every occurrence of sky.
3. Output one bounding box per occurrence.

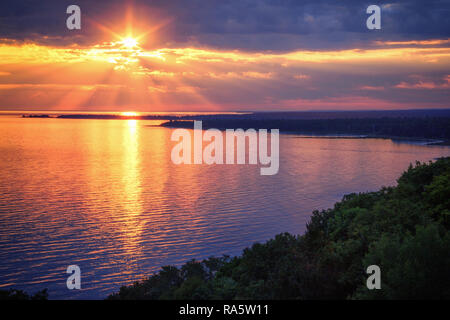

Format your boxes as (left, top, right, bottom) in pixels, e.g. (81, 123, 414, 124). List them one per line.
(0, 0, 449, 112)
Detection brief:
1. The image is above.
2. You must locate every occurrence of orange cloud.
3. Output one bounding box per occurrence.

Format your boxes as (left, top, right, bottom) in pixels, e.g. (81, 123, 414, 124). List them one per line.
(395, 75, 450, 89)
(375, 39, 450, 46)
(359, 86, 385, 91)
(0, 40, 449, 111)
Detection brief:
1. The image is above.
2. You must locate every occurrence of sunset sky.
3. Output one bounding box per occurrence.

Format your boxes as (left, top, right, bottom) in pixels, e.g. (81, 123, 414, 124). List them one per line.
(0, 0, 449, 112)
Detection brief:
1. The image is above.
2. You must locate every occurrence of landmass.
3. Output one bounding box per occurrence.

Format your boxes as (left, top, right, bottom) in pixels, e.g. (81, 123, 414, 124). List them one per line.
(2, 157, 449, 299)
(107, 157, 450, 300)
(21, 109, 450, 144)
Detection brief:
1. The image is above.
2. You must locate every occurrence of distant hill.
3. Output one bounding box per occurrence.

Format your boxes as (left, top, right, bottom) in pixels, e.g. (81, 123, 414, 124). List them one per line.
(21, 108, 450, 142)
(161, 116, 450, 142)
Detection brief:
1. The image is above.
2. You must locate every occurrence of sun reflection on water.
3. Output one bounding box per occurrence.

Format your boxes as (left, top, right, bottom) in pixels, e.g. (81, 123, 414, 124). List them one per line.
(119, 120, 144, 266)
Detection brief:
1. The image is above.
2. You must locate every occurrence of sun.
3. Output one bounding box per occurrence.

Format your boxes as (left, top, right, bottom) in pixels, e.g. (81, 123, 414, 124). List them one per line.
(121, 37, 138, 48)
(121, 112, 139, 117)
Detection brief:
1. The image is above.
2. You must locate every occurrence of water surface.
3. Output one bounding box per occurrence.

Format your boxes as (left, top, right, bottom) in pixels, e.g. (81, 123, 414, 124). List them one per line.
(0, 116, 449, 299)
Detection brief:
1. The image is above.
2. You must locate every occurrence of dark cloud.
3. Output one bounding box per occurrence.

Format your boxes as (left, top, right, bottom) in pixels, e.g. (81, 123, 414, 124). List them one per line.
(0, 0, 449, 50)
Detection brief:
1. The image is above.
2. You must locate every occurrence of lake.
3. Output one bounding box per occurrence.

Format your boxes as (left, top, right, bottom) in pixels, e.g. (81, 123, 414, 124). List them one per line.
(0, 115, 449, 299)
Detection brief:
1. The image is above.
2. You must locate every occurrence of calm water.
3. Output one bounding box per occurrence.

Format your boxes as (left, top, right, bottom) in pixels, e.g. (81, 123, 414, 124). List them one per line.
(0, 116, 449, 299)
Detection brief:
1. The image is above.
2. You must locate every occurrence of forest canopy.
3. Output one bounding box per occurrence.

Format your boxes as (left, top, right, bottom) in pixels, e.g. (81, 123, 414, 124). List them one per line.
(109, 157, 450, 300)
(2, 158, 448, 300)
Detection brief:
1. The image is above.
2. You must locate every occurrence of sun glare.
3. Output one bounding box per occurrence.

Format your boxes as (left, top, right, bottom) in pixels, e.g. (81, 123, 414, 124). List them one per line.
(121, 112, 139, 117)
(121, 37, 138, 48)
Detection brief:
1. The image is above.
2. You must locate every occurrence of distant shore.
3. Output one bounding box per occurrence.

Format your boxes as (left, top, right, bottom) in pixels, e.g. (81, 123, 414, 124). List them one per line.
(159, 117, 450, 146)
(19, 110, 450, 145)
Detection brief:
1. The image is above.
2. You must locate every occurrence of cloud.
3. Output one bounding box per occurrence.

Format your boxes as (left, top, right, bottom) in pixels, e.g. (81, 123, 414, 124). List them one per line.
(0, 0, 449, 51)
(395, 75, 450, 89)
(0, 1, 448, 111)
(0, 39, 448, 111)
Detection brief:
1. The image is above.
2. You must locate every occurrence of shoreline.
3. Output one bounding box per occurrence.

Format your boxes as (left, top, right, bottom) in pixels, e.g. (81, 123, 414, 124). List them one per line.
(17, 113, 450, 146)
(159, 120, 450, 146)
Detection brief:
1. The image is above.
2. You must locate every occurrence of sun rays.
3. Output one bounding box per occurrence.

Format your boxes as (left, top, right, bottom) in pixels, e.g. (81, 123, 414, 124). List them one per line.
(0, 1, 449, 112)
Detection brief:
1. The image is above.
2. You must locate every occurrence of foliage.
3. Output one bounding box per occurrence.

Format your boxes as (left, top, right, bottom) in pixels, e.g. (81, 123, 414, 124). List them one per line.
(4, 158, 448, 300)
(109, 157, 450, 300)
(0, 288, 48, 300)
(163, 117, 450, 141)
